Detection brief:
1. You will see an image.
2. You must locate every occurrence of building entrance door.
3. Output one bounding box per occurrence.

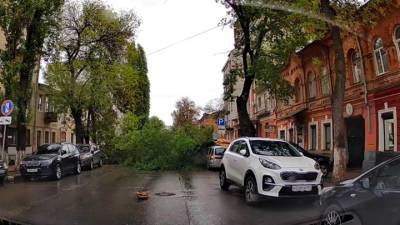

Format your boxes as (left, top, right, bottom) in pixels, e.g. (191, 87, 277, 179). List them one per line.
(346, 116, 365, 168)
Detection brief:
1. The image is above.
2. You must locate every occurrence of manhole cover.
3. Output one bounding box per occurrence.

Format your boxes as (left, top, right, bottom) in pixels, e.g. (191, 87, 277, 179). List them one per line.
(155, 192, 176, 197)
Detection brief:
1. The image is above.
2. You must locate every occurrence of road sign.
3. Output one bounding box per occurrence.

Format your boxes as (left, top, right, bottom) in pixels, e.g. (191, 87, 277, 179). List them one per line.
(1, 100, 14, 116)
(217, 118, 225, 126)
(0, 117, 12, 125)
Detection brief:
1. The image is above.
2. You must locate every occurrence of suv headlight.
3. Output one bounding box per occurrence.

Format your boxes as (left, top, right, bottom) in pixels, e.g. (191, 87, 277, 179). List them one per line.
(314, 162, 320, 170)
(259, 158, 281, 170)
(40, 159, 54, 167)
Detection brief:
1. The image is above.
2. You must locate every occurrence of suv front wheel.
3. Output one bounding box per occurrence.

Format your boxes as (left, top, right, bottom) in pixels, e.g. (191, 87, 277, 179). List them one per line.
(219, 167, 230, 191)
(245, 175, 260, 204)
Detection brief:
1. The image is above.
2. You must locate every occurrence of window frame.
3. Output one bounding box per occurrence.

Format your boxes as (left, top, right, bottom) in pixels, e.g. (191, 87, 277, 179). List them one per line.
(394, 26, 400, 62)
(351, 50, 362, 84)
(308, 122, 318, 151)
(307, 72, 316, 99)
(378, 107, 397, 152)
(373, 38, 389, 76)
(320, 67, 331, 96)
(321, 120, 333, 151)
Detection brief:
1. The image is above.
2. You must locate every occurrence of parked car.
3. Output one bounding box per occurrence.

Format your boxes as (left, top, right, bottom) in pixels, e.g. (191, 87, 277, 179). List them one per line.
(290, 142, 332, 177)
(20, 143, 81, 180)
(207, 146, 225, 169)
(219, 137, 322, 204)
(0, 160, 7, 185)
(77, 144, 103, 170)
(320, 155, 400, 225)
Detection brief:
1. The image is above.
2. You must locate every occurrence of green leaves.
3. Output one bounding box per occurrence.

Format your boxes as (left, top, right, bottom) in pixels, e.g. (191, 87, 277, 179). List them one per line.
(115, 114, 213, 171)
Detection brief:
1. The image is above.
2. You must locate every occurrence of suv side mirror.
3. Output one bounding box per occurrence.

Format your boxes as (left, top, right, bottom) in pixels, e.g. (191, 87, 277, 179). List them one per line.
(239, 149, 247, 156)
(61, 150, 67, 155)
(299, 152, 304, 156)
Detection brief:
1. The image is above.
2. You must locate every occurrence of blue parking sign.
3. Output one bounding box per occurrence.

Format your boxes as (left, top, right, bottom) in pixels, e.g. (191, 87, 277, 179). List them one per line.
(217, 118, 225, 126)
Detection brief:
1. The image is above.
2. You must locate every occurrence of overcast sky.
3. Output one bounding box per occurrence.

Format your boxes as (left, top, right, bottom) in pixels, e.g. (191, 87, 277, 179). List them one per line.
(103, 0, 234, 125)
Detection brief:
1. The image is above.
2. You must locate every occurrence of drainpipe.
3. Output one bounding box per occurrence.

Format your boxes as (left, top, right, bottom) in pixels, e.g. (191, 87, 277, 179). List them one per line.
(356, 36, 371, 133)
(32, 66, 39, 154)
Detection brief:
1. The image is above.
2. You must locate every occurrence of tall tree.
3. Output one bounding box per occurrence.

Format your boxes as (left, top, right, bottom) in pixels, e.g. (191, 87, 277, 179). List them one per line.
(0, 0, 63, 163)
(46, 0, 140, 144)
(172, 97, 200, 128)
(218, 0, 312, 137)
(113, 43, 150, 127)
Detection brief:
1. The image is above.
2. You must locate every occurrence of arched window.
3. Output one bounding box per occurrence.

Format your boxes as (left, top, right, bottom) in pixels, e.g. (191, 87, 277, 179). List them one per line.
(351, 51, 362, 83)
(395, 27, 400, 60)
(294, 79, 301, 102)
(308, 72, 316, 99)
(320, 67, 331, 96)
(374, 38, 389, 75)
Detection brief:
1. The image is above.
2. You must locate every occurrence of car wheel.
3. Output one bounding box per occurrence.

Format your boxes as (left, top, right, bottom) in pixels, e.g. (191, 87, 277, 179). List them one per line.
(75, 161, 81, 175)
(245, 175, 260, 205)
(98, 159, 103, 167)
(55, 165, 62, 180)
(219, 168, 230, 191)
(321, 164, 329, 177)
(322, 204, 343, 225)
(0, 177, 4, 185)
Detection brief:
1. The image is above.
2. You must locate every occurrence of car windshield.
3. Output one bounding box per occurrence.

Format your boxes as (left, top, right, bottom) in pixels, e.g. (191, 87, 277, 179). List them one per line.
(250, 141, 301, 157)
(214, 148, 225, 155)
(78, 145, 91, 153)
(37, 144, 61, 154)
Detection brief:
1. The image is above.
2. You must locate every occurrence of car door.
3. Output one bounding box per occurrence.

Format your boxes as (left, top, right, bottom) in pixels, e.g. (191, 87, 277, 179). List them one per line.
(224, 141, 241, 182)
(375, 158, 400, 225)
(69, 144, 80, 170)
(60, 144, 71, 172)
(92, 145, 101, 164)
(229, 140, 250, 185)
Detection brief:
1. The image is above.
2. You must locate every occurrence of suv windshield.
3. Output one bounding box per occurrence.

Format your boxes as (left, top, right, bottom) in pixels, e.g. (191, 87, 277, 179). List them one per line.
(215, 147, 225, 155)
(250, 141, 301, 157)
(37, 144, 61, 155)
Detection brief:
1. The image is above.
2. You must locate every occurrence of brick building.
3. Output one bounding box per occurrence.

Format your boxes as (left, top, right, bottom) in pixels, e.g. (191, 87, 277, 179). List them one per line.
(223, 0, 400, 170)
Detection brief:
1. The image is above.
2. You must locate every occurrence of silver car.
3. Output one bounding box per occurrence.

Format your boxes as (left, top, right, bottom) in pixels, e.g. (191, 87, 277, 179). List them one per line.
(207, 146, 225, 169)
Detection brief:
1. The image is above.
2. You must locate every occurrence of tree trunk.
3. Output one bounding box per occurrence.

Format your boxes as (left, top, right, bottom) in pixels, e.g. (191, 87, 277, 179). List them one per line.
(71, 108, 85, 144)
(321, 0, 348, 182)
(237, 76, 256, 137)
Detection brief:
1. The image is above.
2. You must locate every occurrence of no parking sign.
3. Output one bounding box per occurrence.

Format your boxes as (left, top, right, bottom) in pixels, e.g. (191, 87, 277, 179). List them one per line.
(1, 100, 14, 116)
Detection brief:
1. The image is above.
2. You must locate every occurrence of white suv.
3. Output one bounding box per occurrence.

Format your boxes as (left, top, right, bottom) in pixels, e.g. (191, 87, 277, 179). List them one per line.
(219, 138, 322, 204)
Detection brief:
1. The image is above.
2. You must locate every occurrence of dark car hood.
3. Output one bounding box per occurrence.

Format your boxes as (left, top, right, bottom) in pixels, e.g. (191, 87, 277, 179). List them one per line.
(305, 152, 330, 161)
(24, 154, 58, 161)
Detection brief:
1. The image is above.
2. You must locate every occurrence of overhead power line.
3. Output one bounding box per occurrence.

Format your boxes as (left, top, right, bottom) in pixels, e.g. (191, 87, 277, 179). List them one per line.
(148, 25, 221, 56)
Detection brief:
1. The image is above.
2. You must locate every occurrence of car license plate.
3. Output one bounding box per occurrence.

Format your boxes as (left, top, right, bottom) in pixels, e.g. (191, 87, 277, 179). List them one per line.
(292, 185, 312, 192)
(27, 168, 38, 173)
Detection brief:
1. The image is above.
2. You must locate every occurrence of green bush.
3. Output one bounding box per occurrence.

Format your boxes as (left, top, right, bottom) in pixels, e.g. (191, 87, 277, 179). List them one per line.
(114, 114, 213, 170)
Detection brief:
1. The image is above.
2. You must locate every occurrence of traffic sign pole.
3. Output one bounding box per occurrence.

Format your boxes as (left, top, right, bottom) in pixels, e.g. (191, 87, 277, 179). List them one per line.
(0, 100, 14, 161)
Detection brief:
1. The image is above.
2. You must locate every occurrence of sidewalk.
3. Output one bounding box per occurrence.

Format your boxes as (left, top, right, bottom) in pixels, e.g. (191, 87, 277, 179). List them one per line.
(323, 168, 362, 187)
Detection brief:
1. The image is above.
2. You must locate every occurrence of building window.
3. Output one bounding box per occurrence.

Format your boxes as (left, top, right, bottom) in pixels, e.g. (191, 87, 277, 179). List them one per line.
(351, 51, 362, 83)
(308, 72, 316, 99)
(383, 112, 395, 151)
(378, 108, 397, 152)
(294, 79, 301, 102)
(44, 131, 49, 144)
(45, 97, 49, 112)
(258, 96, 262, 111)
(395, 27, 400, 61)
(279, 130, 286, 140)
(289, 128, 294, 143)
(37, 131, 42, 147)
(309, 124, 317, 151)
(323, 123, 332, 151)
(374, 38, 389, 75)
(320, 67, 331, 96)
(71, 133, 74, 143)
(52, 132, 56, 143)
(38, 95, 43, 112)
(297, 125, 304, 147)
(61, 131, 66, 142)
(26, 129, 31, 146)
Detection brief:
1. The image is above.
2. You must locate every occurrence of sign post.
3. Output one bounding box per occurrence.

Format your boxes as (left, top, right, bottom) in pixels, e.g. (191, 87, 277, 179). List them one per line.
(0, 100, 14, 161)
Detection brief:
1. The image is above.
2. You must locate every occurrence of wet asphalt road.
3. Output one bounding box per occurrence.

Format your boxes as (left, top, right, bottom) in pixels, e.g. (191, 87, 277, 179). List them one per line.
(0, 166, 321, 225)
